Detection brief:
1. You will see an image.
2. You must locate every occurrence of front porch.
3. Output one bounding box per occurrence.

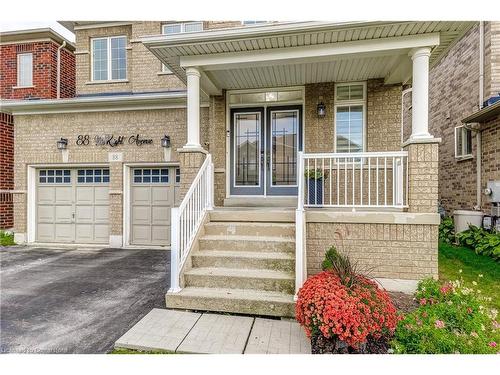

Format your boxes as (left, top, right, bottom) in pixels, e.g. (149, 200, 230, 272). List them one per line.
(140, 21, 455, 316)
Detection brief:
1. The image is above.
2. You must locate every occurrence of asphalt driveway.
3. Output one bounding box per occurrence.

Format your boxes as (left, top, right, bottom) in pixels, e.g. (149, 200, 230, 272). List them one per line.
(0, 246, 169, 353)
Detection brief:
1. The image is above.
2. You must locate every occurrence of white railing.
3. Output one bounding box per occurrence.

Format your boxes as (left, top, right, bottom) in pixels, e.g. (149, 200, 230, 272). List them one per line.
(297, 151, 408, 209)
(169, 154, 214, 293)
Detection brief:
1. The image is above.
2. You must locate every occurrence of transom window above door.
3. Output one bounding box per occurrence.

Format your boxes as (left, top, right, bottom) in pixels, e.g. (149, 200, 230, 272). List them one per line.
(92, 36, 127, 81)
(334, 83, 366, 153)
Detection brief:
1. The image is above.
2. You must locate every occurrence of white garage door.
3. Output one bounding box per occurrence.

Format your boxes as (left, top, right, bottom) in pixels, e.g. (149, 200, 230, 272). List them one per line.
(36, 168, 109, 244)
(130, 167, 180, 246)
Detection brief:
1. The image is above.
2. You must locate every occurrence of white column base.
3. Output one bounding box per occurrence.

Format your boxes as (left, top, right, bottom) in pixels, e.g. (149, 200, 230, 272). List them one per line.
(14, 232, 26, 244)
(109, 235, 123, 248)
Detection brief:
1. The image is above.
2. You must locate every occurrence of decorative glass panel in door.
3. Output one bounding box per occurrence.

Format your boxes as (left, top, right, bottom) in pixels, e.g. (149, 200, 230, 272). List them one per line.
(267, 106, 302, 196)
(230, 108, 264, 195)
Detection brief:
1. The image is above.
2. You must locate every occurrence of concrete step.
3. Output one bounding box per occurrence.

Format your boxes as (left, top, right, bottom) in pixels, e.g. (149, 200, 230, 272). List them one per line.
(184, 267, 295, 294)
(223, 197, 297, 207)
(209, 209, 295, 223)
(166, 287, 295, 318)
(204, 221, 295, 237)
(199, 235, 295, 253)
(192, 250, 295, 272)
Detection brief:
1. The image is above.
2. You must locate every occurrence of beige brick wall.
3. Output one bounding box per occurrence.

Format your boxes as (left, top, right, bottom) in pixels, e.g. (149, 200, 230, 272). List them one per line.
(207, 93, 227, 207)
(481, 116, 500, 212)
(429, 22, 500, 214)
(13, 108, 209, 234)
(403, 142, 439, 213)
(306, 222, 438, 280)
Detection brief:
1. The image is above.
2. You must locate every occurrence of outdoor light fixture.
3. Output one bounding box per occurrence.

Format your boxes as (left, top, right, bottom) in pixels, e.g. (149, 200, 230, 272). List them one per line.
(161, 135, 171, 148)
(317, 102, 326, 117)
(56, 138, 68, 150)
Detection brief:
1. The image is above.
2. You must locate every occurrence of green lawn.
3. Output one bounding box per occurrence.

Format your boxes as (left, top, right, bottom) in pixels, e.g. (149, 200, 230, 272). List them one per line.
(439, 241, 500, 311)
(0, 230, 15, 246)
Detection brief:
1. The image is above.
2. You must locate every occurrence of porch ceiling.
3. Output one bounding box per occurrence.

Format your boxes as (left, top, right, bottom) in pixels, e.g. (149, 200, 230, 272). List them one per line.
(142, 21, 475, 95)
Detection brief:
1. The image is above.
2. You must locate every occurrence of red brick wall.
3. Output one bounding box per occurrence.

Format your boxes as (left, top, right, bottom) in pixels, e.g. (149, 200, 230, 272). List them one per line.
(0, 113, 14, 229)
(0, 40, 75, 99)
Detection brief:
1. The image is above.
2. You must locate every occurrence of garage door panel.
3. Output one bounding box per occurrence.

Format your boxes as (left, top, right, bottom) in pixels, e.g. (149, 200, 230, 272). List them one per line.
(94, 186, 109, 204)
(54, 224, 74, 242)
(37, 223, 54, 242)
(94, 224, 109, 243)
(94, 205, 109, 223)
(151, 186, 172, 205)
(152, 226, 169, 244)
(152, 206, 170, 226)
(75, 206, 94, 223)
(132, 206, 151, 225)
(76, 186, 94, 204)
(75, 224, 93, 242)
(55, 205, 73, 223)
(132, 225, 152, 243)
(132, 187, 151, 204)
(55, 187, 73, 204)
(38, 187, 55, 204)
(37, 206, 54, 222)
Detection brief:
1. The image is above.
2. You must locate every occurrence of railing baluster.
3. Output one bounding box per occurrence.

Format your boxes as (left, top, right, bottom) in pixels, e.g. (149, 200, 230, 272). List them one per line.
(314, 158, 317, 205)
(322, 158, 325, 206)
(368, 157, 371, 206)
(307, 158, 310, 206)
(376, 157, 379, 206)
(329, 158, 332, 206)
(344, 157, 347, 206)
(352, 157, 355, 206)
(360, 156, 363, 206)
(384, 157, 387, 207)
(336, 157, 340, 205)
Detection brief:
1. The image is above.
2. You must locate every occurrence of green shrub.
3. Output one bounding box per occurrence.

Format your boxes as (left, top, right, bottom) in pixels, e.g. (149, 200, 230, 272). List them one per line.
(439, 217, 455, 244)
(392, 277, 499, 354)
(456, 225, 500, 261)
(0, 230, 15, 246)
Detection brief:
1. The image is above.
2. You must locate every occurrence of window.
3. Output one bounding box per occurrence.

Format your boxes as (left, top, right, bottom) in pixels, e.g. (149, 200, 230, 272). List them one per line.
(77, 169, 110, 183)
(455, 126, 473, 159)
(334, 83, 366, 153)
(92, 36, 127, 81)
(133, 168, 169, 184)
(175, 168, 180, 183)
(39, 169, 71, 184)
(17, 53, 33, 87)
(161, 22, 203, 73)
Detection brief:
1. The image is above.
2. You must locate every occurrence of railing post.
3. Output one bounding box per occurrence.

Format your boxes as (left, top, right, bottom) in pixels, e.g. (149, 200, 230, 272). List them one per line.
(208, 157, 214, 210)
(297, 151, 304, 210)
(169, 207, 181, 293)
(295, 151, 306, 300)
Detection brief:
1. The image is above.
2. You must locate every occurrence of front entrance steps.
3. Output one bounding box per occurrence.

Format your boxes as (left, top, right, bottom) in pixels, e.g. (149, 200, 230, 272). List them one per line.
(166, 209, 296, 318)
(223, 196, 297, 207)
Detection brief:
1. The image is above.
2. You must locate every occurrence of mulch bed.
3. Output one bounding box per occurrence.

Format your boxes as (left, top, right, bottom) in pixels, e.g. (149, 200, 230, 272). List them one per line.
(310, 292, 417, 354)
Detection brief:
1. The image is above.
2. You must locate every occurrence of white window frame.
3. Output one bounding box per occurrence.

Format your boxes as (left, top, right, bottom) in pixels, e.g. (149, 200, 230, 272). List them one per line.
(91, 36, 127, 82)
(454, 125, 473, 160)
(161, 22, 203, 73)
(333, 82, 367, 153)
(17, 52, 33, 87)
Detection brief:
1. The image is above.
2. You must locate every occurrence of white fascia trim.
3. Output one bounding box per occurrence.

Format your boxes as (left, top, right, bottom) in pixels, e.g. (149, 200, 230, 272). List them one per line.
(72, 22, 134, 31)
(141, 21, 387, 47)
(0, 92, 211, 115)
(180, 33, 441, 70)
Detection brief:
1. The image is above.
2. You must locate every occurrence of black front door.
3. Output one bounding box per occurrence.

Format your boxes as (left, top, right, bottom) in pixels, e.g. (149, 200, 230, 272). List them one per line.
(230, 105, 302, 196)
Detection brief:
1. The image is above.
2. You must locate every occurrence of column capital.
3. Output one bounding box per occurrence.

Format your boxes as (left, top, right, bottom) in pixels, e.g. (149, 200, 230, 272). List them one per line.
(185, 66, 201, 77)
(409, 47, 432, 60)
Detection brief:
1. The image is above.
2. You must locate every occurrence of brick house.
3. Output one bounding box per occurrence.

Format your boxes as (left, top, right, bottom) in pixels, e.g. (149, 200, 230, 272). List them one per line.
(0, 28, 75, 229)
(1, 21, 474, 317)
(427, 22, 500, 220)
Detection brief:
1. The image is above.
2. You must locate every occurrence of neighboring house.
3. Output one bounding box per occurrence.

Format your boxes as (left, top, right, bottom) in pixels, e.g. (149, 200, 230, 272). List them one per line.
(428, 22, 500, 220)
(0, 28, 75, 230)
(1, 21, 474, 317)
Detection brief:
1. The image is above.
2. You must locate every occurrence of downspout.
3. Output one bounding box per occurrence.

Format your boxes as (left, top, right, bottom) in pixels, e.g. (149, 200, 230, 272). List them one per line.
(400, 87, 413, 147)
(56, 40, 66, 99)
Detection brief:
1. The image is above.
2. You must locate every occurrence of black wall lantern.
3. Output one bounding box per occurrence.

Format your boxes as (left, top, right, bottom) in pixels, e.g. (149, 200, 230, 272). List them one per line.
(57, 138, 68, 150)
(161, 135, 171, 148)
(317, 102, 326, 117)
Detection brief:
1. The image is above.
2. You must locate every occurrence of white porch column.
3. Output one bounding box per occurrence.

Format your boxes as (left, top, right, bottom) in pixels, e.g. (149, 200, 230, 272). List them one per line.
(410, 47, 432, 140)
(185, 66, 201, 148)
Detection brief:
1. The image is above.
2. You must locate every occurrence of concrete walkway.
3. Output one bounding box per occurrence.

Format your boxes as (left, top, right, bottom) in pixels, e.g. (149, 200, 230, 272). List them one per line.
(115, 308, 311, 354)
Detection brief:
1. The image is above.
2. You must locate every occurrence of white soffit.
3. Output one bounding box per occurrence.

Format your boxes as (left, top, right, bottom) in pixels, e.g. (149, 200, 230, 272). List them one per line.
(142, 21, 475, 91)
